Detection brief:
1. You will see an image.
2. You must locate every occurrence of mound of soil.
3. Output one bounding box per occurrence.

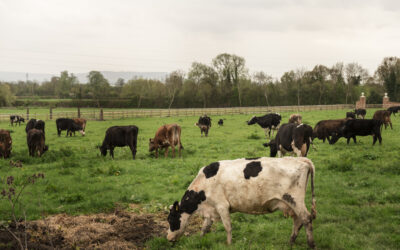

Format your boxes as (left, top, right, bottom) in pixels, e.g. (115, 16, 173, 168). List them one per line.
(0, 206, 205, 250)
(0, 208, 170, 249)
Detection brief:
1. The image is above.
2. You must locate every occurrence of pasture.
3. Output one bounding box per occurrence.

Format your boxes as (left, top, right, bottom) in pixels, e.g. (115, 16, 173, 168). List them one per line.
(0, 109, 399, 249)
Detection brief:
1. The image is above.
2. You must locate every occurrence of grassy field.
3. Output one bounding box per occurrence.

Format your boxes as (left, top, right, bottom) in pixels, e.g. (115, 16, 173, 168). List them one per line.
(0, 109, 399, 249)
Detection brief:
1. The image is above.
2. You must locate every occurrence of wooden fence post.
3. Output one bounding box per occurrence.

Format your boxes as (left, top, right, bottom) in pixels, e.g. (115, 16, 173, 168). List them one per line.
(100, 109, 104, 121)
(26, 108, 29, 120)
(49, 107, 52, 120)
(78, 107, 81, 118)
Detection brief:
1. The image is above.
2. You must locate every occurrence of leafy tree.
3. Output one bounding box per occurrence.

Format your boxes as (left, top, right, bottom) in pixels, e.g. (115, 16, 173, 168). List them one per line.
(188, 62, 218, 108)
(375, 57, 400, 101)
(0, 83, 16, 106)
(87, 71, 110, 107)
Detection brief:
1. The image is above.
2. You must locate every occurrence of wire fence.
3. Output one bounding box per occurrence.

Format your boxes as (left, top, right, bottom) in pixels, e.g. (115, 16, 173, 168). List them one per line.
(0, 104, 383, 122)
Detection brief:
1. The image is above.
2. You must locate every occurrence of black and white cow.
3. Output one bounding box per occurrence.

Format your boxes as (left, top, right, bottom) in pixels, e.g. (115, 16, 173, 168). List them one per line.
(10, 115, 25, 126)
(195, 115, 212, 137)
(329, 119, 382, 145)
(354, 109, 366, 119)
(100, 125, 139, 159)
(263, 123, 313, 157)
(167, 157, 316, 248)
(247, 113, 282, 138)
(56, 118, 84, 137)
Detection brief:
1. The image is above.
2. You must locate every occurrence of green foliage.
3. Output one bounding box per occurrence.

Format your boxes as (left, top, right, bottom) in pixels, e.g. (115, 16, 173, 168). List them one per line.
(3, 55, 392, 108)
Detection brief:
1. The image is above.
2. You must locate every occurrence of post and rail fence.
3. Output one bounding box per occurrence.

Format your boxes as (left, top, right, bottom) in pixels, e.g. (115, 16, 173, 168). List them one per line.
(0, 104, 383, 122)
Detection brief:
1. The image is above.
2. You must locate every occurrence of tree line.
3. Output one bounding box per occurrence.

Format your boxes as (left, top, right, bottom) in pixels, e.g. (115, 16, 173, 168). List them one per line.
(1, 55, 399, 108)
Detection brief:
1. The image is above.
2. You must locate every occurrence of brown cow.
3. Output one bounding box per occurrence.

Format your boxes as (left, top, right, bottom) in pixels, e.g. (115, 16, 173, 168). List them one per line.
(288, 114, 302, 125)
(149, 124, 183, 158)
(0, 130, 12, 158)
(72, 118, 87, 136)
(373, 110, 392, 129)
(312, 119, 348, 143)
(27, 129, 48, 157)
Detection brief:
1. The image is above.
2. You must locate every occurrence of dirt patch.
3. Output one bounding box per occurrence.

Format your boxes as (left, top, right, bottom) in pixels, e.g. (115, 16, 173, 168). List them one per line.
(0, 207, 204, 249)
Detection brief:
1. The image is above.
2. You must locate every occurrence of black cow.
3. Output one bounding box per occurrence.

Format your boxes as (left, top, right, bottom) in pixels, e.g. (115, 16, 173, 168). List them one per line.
(56, 118, 84, 137)
(195, 115, 212, 137)
(10, 115, 25, 126)
(27, 129, 48, 157)
(354, 109, 366, 119)
(100, 125, 139, 159)
(346, 112, 355, 119)
(25, 119, 45, 135)
(387, 106, 400, 116)
(247, 113, 282, 138)
(218, 119, 224, 126)
(263, 123, 313, 157)
(329, 119, 382, 145)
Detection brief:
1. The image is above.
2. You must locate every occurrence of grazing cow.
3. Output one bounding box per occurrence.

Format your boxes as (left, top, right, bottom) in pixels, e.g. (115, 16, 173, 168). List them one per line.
(263, 123, 313, 157)
(373, 110, 392, 129)
(387, 106, 400, 116)
(354, 109, 366, 119)
(195, 115, 212, 137)
(0, 130, 12, 158)
(247, 113, 282, 138)
(329, 119, 382, 145)
(346, 112, 355, 119)
(27, 129, 48, 157)
(25, 119, 45, 135)
(10, 115, 25, 126)
(100, 126, 138, 159)
(312, 119, 348, 143)
(149, 124, 183, 158)
(72, 118, 87, 136)
(218, 119, 224, 126)
(56, 118, 84, 137)
(167, 157, 316, 248)
(288, 114, 302, 125)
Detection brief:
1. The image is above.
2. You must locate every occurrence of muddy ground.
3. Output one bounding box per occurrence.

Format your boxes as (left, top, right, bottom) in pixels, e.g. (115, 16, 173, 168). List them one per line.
(0, 205, 203, 249)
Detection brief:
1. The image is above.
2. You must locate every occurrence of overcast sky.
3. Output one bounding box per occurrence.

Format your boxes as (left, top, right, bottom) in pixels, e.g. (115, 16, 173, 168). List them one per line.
(0, 0, 399, 78)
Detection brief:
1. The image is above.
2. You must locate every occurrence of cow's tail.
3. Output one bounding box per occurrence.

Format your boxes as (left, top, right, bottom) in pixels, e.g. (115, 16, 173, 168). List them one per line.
(301, 158, 316, 220)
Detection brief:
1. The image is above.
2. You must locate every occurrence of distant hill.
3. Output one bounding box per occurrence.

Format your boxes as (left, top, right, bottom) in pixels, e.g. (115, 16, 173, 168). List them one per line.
(0, 71, 168, 84)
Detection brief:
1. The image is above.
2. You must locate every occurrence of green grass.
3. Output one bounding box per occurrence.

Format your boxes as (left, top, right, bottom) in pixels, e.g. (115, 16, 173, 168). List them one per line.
(1, 109, 400, 249)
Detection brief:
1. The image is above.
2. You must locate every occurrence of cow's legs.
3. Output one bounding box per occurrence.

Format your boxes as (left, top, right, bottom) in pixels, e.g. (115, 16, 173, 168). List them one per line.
(217, 206, 232, 244)
(304, 219, 315, 249)
(277, 150, 283, 158)
(129, 145, 136, 160)
(164, 147, 169, 158)
(110, 147, 114, 159)
(352, 136, 356, 144)
(390, 122, 393, 129)
(201, 217, 213, 236)
(171, 145, 176, 158)
(290, 215, 303, 245)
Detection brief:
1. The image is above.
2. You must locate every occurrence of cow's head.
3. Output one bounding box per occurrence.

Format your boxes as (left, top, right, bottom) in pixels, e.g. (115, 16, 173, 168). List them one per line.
(247, 116, 257, 125)
(263, 140, 277, 157)
(99, 145, 107, 156)
(167, 190, 206, 242)
(72, 123, 85, 136)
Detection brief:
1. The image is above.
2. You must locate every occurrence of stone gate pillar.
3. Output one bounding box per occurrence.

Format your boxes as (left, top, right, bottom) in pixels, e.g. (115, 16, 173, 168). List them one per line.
(356, 92, 366, 109)
(383, 93, 390, 109)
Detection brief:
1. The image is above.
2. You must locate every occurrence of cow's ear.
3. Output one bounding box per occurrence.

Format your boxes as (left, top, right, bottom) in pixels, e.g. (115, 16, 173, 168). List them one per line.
(172, 201, 179, 212)
(263, 142, 269, 147)
(149, 138, 152, 142)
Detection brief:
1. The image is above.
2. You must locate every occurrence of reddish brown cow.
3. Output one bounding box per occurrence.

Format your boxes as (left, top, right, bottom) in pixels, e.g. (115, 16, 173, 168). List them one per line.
(312, 119, 348, 143)
(73, 118, 87, 136)
(373, 110, 392, 129)
(0, 130, 12, 158)
(149, 124, 183, 158)
(27, 129, 48, 157)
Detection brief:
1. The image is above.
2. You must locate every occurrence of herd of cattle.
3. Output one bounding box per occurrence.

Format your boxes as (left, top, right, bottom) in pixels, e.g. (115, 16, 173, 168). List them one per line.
(1, 107, 398, 248)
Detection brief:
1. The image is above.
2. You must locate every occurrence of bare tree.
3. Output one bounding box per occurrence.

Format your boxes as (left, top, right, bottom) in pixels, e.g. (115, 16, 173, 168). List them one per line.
(165, 70, 184, 109)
